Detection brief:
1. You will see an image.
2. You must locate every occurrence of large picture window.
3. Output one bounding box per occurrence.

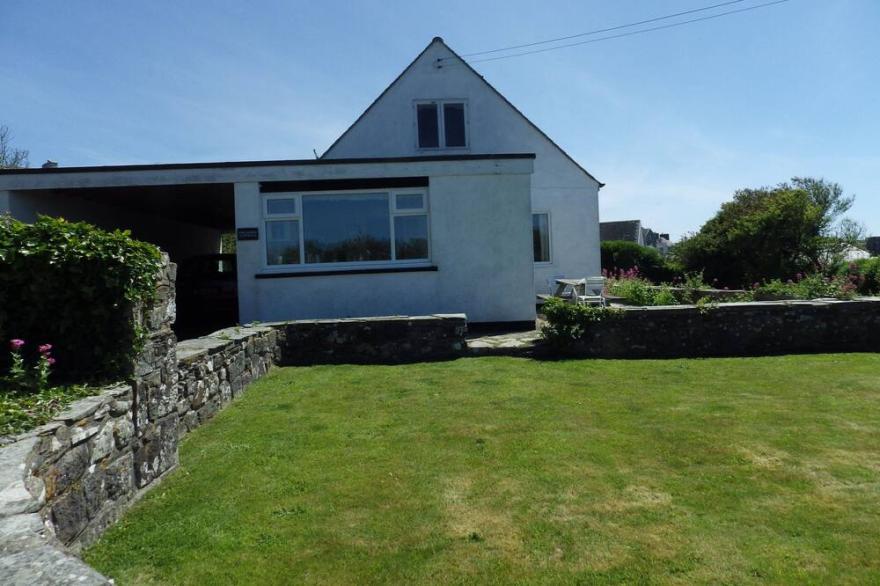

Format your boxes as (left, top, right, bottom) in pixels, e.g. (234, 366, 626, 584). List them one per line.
(416, 100, 467, 149)
(263, 191, 429, 268)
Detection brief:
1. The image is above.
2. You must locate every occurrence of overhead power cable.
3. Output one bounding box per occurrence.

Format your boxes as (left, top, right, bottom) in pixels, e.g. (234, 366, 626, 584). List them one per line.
(443, 0, 791, 65)
(459, 0, 749, 58)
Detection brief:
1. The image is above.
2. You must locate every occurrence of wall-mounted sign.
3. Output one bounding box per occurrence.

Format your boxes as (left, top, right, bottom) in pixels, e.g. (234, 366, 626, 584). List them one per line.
(236, 227, 259, 241)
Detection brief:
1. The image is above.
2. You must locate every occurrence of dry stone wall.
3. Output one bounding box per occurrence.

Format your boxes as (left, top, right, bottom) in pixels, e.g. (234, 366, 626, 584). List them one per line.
(176, 326, 278, 436)
(553, 298, 880, 358)
(272, 314, 467, 364)
(0, 251, 467, 583)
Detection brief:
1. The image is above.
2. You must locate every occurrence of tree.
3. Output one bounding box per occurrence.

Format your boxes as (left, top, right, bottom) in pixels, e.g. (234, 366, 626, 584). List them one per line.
(600, 240, 677, 283)
(672, 178, 854, 287)
(0, 125, 29, 169)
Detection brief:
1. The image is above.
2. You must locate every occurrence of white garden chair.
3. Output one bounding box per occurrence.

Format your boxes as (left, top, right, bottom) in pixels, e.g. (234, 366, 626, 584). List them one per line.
(577, 276, 607, 307)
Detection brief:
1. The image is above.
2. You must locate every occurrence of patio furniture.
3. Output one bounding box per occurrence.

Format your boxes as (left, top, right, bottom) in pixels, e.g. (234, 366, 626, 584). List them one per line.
(548, 277, 606, 307)
(577, 276, 607, 307)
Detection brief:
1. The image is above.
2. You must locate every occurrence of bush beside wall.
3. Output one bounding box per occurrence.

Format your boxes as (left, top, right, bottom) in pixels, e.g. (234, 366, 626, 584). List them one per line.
(0, 216, 162, 382)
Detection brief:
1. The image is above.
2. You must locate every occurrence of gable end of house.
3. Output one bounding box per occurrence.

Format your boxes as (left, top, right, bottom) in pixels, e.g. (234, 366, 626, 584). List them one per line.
(322, 37, 603, 188)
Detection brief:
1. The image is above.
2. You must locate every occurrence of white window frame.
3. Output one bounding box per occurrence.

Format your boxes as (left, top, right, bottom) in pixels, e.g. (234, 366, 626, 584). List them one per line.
(261, 189, 431, 272)
(532, 210, 552, 265)
(414, 99, 469, 150)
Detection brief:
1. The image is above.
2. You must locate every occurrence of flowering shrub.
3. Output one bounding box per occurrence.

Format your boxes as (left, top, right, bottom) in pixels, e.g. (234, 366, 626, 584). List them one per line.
(836, 258, 880, 296)
(603, 267, 679, 306)
(753, 272, 858, 300)
(3, 338, 56, 393)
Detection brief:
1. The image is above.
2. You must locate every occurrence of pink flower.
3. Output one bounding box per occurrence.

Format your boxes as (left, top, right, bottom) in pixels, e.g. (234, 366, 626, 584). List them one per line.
(38, 343, 52, 354)
(46, 357, 56, 365)
(10, 339, 25, 351)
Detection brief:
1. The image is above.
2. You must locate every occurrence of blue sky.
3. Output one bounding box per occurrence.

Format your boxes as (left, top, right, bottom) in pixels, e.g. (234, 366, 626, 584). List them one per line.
(1, 0, 876, 239)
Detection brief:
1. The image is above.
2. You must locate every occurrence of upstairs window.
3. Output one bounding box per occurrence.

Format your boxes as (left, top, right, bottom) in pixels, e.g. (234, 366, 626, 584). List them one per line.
(416, 101, 467, 149)
(417, 104, 440, 148)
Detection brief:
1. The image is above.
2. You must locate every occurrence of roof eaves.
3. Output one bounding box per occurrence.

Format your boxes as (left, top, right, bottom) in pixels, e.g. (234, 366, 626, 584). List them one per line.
(321, 38, 441, 159)
(438, 40, 604, 187)
(0, 153, 536, 176)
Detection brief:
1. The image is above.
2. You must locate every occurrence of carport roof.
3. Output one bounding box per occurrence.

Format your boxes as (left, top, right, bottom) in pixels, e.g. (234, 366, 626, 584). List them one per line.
(0, 153, 535, 175)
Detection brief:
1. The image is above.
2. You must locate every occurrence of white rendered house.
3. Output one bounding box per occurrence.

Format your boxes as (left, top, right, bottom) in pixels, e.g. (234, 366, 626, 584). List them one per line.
(0, 154, 537, 325)
(323, 37, 603, 295)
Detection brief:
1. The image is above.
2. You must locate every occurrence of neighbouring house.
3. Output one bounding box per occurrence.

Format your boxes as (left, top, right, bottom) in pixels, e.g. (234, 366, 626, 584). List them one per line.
(321, 37, 603, 294)
(841, 244, 871, 262)
(866, 236, 880, 256)
(600, 219, 670, 255)
(0, 37, 602, 327)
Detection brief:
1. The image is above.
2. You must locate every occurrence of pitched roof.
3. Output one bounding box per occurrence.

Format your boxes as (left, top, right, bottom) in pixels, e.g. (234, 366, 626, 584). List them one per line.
(600, 220, 642, 242)
(322, 37, 603, 187)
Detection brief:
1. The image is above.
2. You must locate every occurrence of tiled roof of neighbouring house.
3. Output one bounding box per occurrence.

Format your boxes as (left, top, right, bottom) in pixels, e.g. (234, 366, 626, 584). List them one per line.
(600, 220, 641, 242)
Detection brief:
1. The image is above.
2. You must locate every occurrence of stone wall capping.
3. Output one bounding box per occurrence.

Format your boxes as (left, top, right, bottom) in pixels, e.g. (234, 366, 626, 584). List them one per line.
(207, 325, 274, 337)
(52, 395, 108, 423)
(0, 437, 43, 518)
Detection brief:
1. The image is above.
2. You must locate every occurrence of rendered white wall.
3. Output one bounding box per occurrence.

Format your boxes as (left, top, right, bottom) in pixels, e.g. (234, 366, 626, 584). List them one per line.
(234, 171, 535, 324)
(324, 39, 602, 293)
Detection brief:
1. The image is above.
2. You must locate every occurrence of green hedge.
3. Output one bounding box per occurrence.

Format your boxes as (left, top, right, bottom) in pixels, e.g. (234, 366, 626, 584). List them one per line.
(600, 240, 678, 283)
(540, 297, 621, 345)
(0, 215, 162, 383)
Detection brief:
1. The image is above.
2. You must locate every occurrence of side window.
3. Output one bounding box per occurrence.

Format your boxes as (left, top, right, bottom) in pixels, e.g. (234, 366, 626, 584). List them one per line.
(533, 213, 551, 263)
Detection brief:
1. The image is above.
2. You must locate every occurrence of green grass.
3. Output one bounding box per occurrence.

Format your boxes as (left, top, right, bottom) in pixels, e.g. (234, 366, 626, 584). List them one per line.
(85, 354, 880, 584)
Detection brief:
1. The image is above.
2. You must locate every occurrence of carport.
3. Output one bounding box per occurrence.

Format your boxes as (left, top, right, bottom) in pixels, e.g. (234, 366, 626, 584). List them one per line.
(0, 167, 237, 337)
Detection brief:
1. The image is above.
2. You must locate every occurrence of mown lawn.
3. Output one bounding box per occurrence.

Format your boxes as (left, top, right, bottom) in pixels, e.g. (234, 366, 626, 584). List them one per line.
(85, 354, 880, 584)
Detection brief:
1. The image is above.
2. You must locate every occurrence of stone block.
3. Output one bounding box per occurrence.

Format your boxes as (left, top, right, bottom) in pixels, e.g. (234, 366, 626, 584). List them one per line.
(70, 423, 100, 446)
(113, 418, 134, 450)
(197, 398, 219, 424)
(182, 411, 199, 434)
(0, 437, 44, 517)
(190, 380, 207, 409)
(42, 443, 88, 500)
(104, 453, 134, 501)
(49, 485, 88, 544)
(81, 467, 106, 519)
(89, 425, 115, 463)
(134, 416, 178, 488)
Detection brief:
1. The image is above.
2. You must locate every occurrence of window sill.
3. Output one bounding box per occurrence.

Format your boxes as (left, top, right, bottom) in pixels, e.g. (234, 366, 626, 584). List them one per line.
(255, 265, 438, 279)
(416, 146, 470, 152)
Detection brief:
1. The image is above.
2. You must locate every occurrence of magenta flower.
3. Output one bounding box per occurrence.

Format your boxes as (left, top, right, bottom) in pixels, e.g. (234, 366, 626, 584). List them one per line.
(38, 343, 52, 354)
(10, 339, 25, 351)
(46, 357, 56, 365)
